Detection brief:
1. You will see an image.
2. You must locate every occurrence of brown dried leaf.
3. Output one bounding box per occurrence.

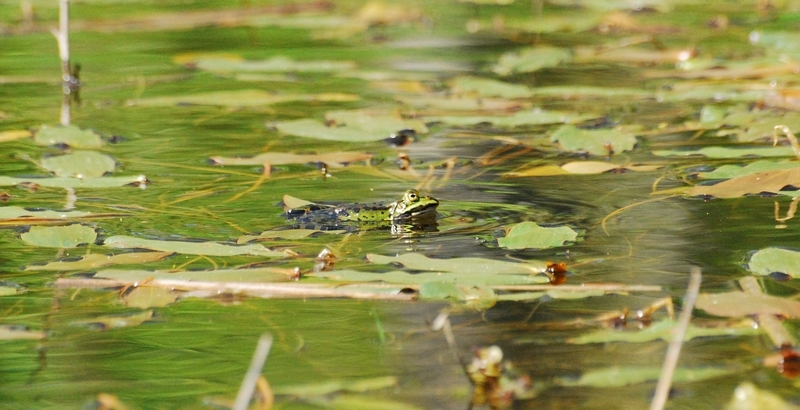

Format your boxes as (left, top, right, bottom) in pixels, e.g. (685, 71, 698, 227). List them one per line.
(687, 168, 800, 198)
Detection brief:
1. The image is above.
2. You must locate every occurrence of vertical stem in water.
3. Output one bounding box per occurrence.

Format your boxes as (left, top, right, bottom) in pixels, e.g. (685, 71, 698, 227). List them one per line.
(55, 0, 71, 126)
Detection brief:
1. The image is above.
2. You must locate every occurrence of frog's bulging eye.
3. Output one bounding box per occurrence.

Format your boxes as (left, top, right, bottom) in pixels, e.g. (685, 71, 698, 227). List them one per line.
(406, 190, 419, 202)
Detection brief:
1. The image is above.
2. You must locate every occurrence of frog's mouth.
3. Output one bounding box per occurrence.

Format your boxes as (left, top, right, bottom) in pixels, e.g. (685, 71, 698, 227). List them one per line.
(394, 203, 439, 220)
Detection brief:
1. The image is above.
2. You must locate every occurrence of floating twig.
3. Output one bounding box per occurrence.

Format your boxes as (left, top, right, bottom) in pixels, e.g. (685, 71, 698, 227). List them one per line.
(233, 334, 273, 410)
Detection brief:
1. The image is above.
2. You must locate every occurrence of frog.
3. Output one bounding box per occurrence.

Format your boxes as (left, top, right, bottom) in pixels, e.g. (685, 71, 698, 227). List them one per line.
(284, 189, 439, 227)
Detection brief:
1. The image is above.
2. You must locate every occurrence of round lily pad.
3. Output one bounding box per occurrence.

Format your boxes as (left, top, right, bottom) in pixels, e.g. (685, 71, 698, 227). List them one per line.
(21, 225, 97, 248)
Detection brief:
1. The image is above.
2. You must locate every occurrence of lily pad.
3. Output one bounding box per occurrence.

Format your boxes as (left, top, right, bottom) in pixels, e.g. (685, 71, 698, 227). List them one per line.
(696, 161, 800, 179)
(131, 89, 358, 107)
(210, 151, 373, 168)
(492, 46, 572, 76)
(96, 266, 298, 283)
(687, 168, 800, 198)
(0, 175, 147, 189)
(25, 251, 173, 271)
(103, 235, 289, 258)
(427, 109, 597, 127)
(0, 282, 26, 296)
(0, 206, 93, 219)
(496, 222, 578, 249)
(696, 290, 800, 318)
(747, 248, 800, 277)
(21, 225, 97, 248)
(41, 150, 116, 178)
(550, 125, 637, 156)
(274, 119, 395, 142)
(34, 125, 103, 148)
(450, 76, 534, 99)
(72, 310, 154, 330)
(187, 55, 357, 73)
(366, 253, 548, 274)
(653, 146, 796, 159)
(395, 95, 528, 111)
(237, 229, 344, 244)
(505, 161, 661, 177)
(324, 109, 428, 135)
(568, 319, 760, 344)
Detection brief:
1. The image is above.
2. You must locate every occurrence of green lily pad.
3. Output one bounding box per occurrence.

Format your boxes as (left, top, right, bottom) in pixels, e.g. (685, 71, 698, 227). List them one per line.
(21, 225, 97, 248)
(450, 76, 534, 98)
(189, 56, 357, 73)
(25, 251, 173, 271)
(497, 222, 578, 249)
(557, 366, 734, 388)
(492, 46, 572, 76)
(41, 150, 116, 178)
(427, 109, 598, 127)
(568, 319, 761, 344)
(0, 175, 146, 189)
(395, 95, 526, 111)
(210, 151, 373, 168)
(696, 161, 800, 179)
(34, 125, 103, 148)
(419, 282, 497, 309)
(652, 146, 796, 159)
(366, 253, 548, 274)
(324, 109, 428, 135)
(748, 248, 800, 277)
(131, 89, 358, 107)
(0, 206, 93, 219)
(550, 125, 637, 156)
(103, 235, 289, 258)
(273, 119, 393, 142)
(237, 229, 344, 244)
(72, 310, 154, 330)
(311, 269, 548, 286)
(95, 266, 297, 283)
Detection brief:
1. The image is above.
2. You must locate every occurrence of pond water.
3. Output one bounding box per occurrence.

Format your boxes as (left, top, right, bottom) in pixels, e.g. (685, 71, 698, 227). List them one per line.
(2, 1, 800, 409)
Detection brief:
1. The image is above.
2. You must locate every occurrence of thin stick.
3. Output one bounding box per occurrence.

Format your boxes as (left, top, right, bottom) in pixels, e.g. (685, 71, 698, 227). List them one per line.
(233, 334, 273, 410)
(55, 0, 71, 126)
(649, 267, 702, 410)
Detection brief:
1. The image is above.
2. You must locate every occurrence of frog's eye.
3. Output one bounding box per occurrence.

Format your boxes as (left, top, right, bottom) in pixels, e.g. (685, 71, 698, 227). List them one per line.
(406, 191, 418, 202)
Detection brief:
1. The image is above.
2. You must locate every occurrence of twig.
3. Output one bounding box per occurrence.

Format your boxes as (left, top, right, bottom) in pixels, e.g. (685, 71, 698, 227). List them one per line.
(233, 334, 273, 410)
(649, 267, 702, 410)
(52, 0, 71, 126)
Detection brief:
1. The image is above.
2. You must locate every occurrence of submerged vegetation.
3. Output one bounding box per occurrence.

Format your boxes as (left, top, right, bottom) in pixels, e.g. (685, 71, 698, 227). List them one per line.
(4, 0, 800, 408)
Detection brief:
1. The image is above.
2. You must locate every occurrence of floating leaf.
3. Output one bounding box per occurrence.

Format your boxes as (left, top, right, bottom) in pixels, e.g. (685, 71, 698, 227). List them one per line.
(0, 282, 26, 296)
(187, 56, 357, 73)
(532, 85, 651, 99)
(696, 290, 800, 318)
(427, 109, 597, 127)
(366, 253, 548, 274)
(0, 129, 32, 143)
(497, 222, 577, 249)
(505, 161, 661, 177)
(131, 89, 358, 107)
(103, 235, 289, 258)
(687, 168, 800, 198)
(274, 119, 393, 142)
(653, 146, 795, 159)
(40, 150, 116, 178)
(419, 282, 497, 309)
(0, 206, 94, 219)
(25, 251, 173, 271)
(324, 109, 428, 134)
(557, 366, 734, 388)
(21, 225, 97, 248)
(273, 376, 398, 396)
(237, 229, 344, 244)
(747, 248, 800, 277)
(124, 287, 178, 309)
(34, 125, 103, 148)
(0, 325, 46, 340)
(96, 266, 298, 283)
(210, 151, 373, 167)
(726, 382, 800, 410)
(312, 269, 548, 286)
(492, 46, 572, 76)
(450, 76, 534, 99)
(0, 175, 146, 189)
(568, 319, 760, 344)
(72, 310, 155, 330)
(550, 125, 637, 155)
(395, 95, 528, 111)
(696, 161, 800, 179)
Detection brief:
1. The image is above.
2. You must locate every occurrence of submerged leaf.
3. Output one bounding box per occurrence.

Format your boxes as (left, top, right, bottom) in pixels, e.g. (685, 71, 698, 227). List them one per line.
(210, 151, 373, 168)
(395, 95, 528, 111)
(274, 119, 397, 142)
(96, 266, 297, 283)
(550, 125, 637, 155)
(125, 286, 178, 308)
(557, 366, 734, 388)
(569, 319, 760, 344)
(747, 248, 800, 277)
(131, 89, 358, 107)
(0, 282, 26, 296)
(237, 229, 344, 244)
(41, 150, 116, 178)
(726, 382, 800, 410)
(34, 125, 103, 148)
(492, 46, 572, 76)
(366, 253, 548, 274)
(497, 222, 577, 249)
(25, 251, 173, 271)
(653, 146, 796, 159)
(187, 55, 357, 73)
(21, 225, 97, 248)
(450, 76, 534, 99)
(73, 310, 155, 330)
(0, 175, 146, 189)
(103, 235, 289, 258)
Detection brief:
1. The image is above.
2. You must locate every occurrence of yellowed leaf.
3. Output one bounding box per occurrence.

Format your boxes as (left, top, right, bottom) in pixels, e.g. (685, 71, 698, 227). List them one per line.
(696, 292, 800, 318)
(688, 168, 800, 198)
(0, 129, 32, 143)
(210, 151, 372, 168)
(26, 251, 173, 271)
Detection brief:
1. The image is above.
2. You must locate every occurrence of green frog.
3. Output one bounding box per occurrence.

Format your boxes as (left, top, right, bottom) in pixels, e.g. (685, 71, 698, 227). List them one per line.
(285, 189, 439, 227)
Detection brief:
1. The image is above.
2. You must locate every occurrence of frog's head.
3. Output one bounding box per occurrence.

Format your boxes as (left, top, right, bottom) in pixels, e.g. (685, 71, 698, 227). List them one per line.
(390, 189, 439, 220)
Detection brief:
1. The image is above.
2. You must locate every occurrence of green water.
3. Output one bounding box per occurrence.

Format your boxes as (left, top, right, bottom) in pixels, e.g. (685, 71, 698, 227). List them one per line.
(2, 1, 800, 409)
